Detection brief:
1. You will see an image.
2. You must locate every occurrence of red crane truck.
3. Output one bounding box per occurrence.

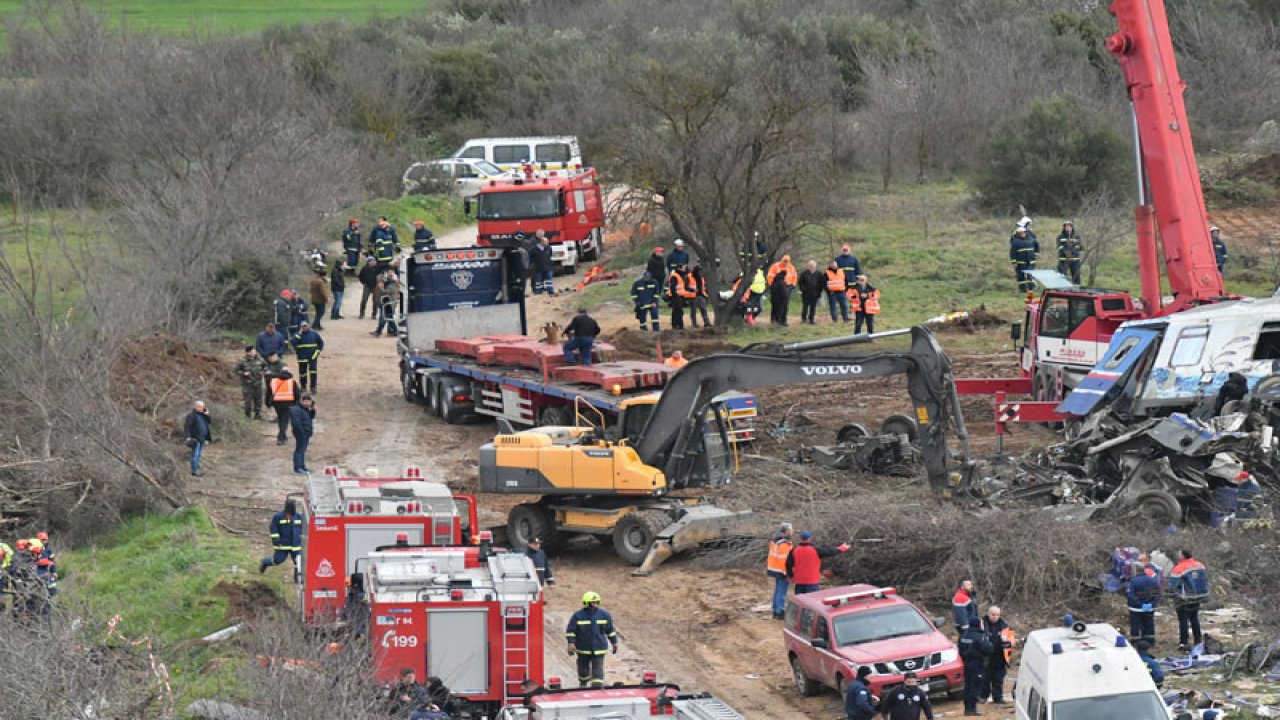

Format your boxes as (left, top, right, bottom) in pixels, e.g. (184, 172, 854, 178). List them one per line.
(298, 466, 479, 625)
(956, 0, 1230, 435)
(473, 167, 605, 274)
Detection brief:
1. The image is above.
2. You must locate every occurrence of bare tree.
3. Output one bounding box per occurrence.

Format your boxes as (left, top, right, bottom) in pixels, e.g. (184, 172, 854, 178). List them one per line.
(1073, 187, 1130, 286)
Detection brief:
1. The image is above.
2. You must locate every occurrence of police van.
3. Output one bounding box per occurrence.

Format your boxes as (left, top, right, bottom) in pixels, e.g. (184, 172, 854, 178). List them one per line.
(1015, 620, 1172, 720)
(452, 136, 583, 173)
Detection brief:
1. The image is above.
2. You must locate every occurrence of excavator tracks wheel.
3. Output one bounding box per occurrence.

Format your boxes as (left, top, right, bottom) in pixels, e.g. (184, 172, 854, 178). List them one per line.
(613, 510, 670, 565)
(508, 503, 559, 550)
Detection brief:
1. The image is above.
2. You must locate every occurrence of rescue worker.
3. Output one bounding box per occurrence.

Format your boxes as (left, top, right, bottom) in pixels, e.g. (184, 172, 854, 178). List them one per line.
(341, 218, 362, 273)
(272, 290, 293, 342)
(845, 665, 876, 720)
(412, 220, 436, 252)
(645, 246, 666, 281)
(631, 271, 660, 331)
(690, 265, 712, 327)
(287, 291, 310, 345)
(850, 275, 880, 335)
(1236, 471, 1265, 520)
(358, 257, 380, 320)
(35, 531, 52, 560)
(748, 267, 767, 320)
(664, 350, 688, 370)
(263, 352, 287, 413)
(525, 537, 553, 587)
(562, 308, 601, 366)
(835, 244, 863, 288)
(566, 591, 619, 688)
(254, 323, 286, 365)
(290, 394, 316, 475)
(369, 216, 399, 271)
(1127, 560, 1161, 646)
(530, 231, 555, 295)
(293, 321, 324, 393)
(784, 530, 849, 594)
(329, 260, 346, 320)
(372, 270, 400, 337)
(798, 260, 824, 325)
(958, 622, 994, 716)
(667, 239, 690, 272)
(667, 264, 696, 330)
(1135, 640, 1165, 688)
(259, 498, 303, 580)
(1169, 549, 1209, 652)
(0, 540, 12, 612)
(1211, 226, 1227, 272)
(308, 268, 329, 331)
(1009, 225, 1039, 293)
(183, 400, 213, 477)
(269, 368, 300, 445)
(880, 671, 933, 720)
(1055, 221, 1084, 284)
(387, 668, 429, 717)
(766, 523, 794, 619)
(766, 255, 798, 326)
(979, 605, 1014, 705)
(825, 260, 850, 322)
(234, 345, 265, 420)
(952, 579, 979, 633)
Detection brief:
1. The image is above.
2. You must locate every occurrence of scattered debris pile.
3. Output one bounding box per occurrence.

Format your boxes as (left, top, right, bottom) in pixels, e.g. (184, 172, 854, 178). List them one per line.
(790, 415, 922, 475)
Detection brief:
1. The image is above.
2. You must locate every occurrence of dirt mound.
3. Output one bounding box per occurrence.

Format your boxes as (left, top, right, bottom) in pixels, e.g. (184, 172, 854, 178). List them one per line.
(1241, 153, 1280, 184)
(209, 580, 286, 622)
(604, 327, 739, 361)
(935, 305, 1007, 334)
(111, 332, 233, 419)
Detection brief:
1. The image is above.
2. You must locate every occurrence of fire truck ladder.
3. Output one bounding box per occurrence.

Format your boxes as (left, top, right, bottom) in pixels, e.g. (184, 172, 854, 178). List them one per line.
(501, 602, 530, 705)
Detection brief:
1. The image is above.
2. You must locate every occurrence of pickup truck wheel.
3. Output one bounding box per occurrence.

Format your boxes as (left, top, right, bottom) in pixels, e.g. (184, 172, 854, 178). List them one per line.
(613, 511, 668, 565)
(791, 656, 821, 696)
(508, 503, 558, 550)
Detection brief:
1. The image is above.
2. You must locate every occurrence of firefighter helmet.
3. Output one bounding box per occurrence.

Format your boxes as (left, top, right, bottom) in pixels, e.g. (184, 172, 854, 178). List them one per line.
(581, 591, 602, 605)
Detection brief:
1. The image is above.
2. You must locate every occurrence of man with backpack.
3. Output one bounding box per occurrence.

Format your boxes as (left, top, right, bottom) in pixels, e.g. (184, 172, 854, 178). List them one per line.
(1169, 549, 1209, 652)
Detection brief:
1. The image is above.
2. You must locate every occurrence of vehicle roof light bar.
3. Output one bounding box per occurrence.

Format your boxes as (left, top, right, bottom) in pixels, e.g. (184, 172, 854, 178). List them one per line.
(822, 587, 897, 606)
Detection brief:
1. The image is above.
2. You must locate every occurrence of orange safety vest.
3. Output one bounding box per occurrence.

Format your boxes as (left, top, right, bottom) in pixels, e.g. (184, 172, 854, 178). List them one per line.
(825, 269, 846, 292)
(664, 356, 688, 369)
(270, 377, 295, 403)
(1000, 627, 1016, 663)
(675, 272, 697, 299)
(767, 262, 798, 287)
(864, 289, 881, 314)
(767, 538, 792, 575)
(846, 287, 861, 313)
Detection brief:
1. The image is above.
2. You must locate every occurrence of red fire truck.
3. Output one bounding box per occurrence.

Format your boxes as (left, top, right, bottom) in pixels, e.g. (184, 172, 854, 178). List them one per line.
(299, 467, 479, 624)
(361, 543, 544, 716)
(473, 168, 605, 274)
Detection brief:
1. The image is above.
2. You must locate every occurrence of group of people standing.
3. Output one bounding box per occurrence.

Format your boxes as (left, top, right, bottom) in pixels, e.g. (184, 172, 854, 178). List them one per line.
(0, 532, 57, 621)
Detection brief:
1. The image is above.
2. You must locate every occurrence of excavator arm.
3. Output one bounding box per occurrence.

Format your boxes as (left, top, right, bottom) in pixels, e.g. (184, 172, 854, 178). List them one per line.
(635, 326, 968, 495)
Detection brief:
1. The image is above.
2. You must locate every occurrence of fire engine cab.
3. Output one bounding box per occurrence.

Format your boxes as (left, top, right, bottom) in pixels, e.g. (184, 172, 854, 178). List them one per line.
(474, 168, 605, 274)
(300, 467, 478, 624)
(361, 543, 544, 717)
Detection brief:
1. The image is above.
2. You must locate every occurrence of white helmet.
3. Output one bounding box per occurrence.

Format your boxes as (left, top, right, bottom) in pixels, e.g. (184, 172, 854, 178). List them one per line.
(1019, 215, 1033, 227)
(674, 239, 685, 247)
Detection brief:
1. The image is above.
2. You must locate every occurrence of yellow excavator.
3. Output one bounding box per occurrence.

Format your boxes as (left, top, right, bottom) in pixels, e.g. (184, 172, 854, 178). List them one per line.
(478, 322, 972, 573)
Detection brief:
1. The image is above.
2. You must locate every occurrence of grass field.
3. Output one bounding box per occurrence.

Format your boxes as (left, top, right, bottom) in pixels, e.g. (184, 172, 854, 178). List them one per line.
(0, 0, 428, 35)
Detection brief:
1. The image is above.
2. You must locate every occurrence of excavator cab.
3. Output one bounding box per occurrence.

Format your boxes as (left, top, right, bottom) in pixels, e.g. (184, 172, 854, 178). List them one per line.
(616, 395, 734, 489)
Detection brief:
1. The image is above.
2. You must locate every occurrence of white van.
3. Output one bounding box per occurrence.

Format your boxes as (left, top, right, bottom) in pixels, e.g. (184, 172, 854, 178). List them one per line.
(1015, 621, 1171, 720)
(452, 136, 582, 173)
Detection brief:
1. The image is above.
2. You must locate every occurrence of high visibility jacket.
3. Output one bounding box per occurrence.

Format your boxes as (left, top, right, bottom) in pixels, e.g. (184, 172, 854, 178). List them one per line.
(293, 329, 324, 361)
(677, 271, 697, 299)
(270, 377, 297, 403)
(373, 236, 395, 263)
(766, 262, 798, 287)
(0, 542, 11, 570)
(749, 269, 767, 294)
(849, 285, 879, 314)
(952, 588, 978, 629)
(566, 606, 617, 653)
(664, 356, 688, 369)
(766, 536, 792, 577)
(269, 511, 303, 551)
(847, 287, 861, 313)
(1170, 558, 1209, 602)
(824, 269, 846, 292)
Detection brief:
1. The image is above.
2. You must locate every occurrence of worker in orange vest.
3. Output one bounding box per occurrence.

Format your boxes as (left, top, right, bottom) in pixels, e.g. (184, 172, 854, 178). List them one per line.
(269, 368, 301, 446)
(824, 261, 850, 322)
(666, 264, 697, 330)
(766, 523, 794, 619)
(664, 350, 689, 370)
(766, 255, 798, 326)
(849, 274, 880, 334)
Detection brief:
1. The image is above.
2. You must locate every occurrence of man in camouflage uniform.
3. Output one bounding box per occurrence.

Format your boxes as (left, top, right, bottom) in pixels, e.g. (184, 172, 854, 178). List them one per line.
(234, 345, 266, 420)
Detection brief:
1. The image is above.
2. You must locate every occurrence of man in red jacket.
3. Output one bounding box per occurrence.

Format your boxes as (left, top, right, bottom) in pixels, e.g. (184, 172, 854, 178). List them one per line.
(785, 530, 849, 594)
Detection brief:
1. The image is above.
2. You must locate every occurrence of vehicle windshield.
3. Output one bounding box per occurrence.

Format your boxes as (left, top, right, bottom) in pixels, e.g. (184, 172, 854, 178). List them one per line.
(1052, 691, 1167, 720)
(833, 606, 934, 647)
(477, 190, 561, 220)
(473, 160, 504, 176)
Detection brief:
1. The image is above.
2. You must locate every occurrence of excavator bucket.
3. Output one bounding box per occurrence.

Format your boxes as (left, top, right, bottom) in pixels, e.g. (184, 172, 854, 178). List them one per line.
(632, 505, 772, 576)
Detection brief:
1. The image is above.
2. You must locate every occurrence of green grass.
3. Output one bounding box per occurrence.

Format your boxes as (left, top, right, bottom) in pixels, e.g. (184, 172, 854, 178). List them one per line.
(0, 209, 109, 320)
(0, 0, 429, 35)
(349, 194, 469, 240)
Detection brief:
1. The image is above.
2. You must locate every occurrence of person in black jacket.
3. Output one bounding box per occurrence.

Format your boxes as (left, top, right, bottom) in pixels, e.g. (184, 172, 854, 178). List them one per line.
(631, 271, 660, 331)
(357, 257, 380, 320)
(979, 606, 1013, 705)
(526, 537, 554, 586)
(183, 400, 213, 477)
(562, 309, 601, 366)
(798, 260, 825, 325)
(958, 625, 994, 716)
(645, 246, 666, 281)
(386, 668, 430, 718)
(845, 665, 876, 720)
(289, 395, 316, 475)
(258, 498, 303, 580)
(329, 262, 346, 320)
(880, 672, 933, 720)
(530, 232, 555, 295)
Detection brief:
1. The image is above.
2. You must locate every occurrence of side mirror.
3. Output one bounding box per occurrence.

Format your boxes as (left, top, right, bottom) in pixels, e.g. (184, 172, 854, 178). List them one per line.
(811, 637, 829, 649)
(1010, 322, 1022, 341)
(464, 199, 473, 217)
(933, 616, 948, 628)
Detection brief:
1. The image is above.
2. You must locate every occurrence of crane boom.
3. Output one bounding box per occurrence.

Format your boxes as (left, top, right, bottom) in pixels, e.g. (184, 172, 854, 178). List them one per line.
(1106, 0, 1225, 314)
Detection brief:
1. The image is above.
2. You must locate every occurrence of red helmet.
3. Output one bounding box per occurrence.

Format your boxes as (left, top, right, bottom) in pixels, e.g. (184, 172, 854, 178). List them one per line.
(15, 539, 28, 550)
(36, 532, 48, 542)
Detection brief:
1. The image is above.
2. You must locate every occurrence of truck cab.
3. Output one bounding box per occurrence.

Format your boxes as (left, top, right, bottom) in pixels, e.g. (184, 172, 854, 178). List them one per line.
(1021, 287, 1142, 401)
(474, 169, 605, 272)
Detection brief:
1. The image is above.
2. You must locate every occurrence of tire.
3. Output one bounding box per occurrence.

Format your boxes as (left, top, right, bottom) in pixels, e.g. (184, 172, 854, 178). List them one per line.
(881, 414, 919, 442)
(1131, 490, 1182, 527)
(581, 228, 602, 262)
(402, 366, 419, 404)
(836, 423, 870, 444)
(791, 656, 821, 697)
(425, 377, 441, 417)
(508, 503, 558, 550)
(439, 385, 463, 425)
(613, 510, 670, 565)
(539, 405, 573, 427)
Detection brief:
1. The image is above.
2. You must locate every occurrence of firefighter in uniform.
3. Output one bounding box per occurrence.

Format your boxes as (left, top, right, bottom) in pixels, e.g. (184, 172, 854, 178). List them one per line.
(1009, 224, 1039, 293)
(525, 537, 554, 587)
(341, 218, 362, 272)
(234, 345, 265, 420)
(825, 261, 849, 322)
(631, 271, 660, 331)
(1126, 561, 1161, 646)
(269, 368, 300, 445)
(1169, 549, 1209, 651)
(293, 321, 324, 393)
(259, 498, 304, 582)
(1056, 221, 1083, 285)
(958, 623, 993, 717)
(369, 216, 399, 271)
(979, 605, 1015, 705)
(849, 275, 880, 335)
(1211, 226, 1228, 272)
(666, 264, 696, 330)
(766, 523, 794, 619)
(566, 591, 618, 687)
(412, 220, 436, 252)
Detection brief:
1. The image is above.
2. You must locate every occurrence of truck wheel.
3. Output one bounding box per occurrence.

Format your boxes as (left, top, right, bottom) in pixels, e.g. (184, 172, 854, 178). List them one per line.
(1131, 491, 1182, 527)
(539, 406, 572, 427)
(425, 377, 441, 416)
(581, 229, 602, 262)
(880, 414, 919, 442)
(508, 503, 557, 550)
(836, 423, 870, 444)
(791, 656, 821, 696)
(613, 511, 669, 565)
(439, 386, 462, 424)
(402, 367, 419, 404)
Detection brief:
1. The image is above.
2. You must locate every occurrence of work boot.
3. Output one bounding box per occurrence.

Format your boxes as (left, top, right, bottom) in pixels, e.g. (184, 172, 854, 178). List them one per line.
(258, 558, 268, 574)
